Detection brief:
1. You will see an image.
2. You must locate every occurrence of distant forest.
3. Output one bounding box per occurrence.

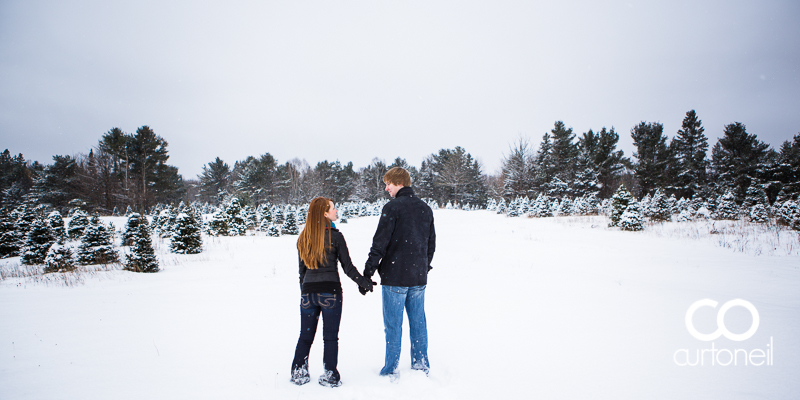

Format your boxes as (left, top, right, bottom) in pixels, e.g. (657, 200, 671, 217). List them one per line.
(2, 110, 799, 215)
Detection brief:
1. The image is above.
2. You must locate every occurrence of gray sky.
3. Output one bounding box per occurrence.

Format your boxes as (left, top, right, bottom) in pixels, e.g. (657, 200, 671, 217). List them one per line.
(2, 0, 799, 178)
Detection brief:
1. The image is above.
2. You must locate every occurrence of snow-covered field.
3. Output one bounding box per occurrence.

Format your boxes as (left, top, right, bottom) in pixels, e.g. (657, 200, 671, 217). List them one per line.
(1, 210, 799, 399)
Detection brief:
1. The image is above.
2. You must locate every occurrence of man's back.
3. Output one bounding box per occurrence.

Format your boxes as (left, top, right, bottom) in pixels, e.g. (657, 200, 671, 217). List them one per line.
(365, 187, 435, 287)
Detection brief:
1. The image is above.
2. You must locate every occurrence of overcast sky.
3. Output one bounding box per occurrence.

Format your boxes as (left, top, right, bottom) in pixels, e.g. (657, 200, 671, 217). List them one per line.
(1, 0, 799, 178)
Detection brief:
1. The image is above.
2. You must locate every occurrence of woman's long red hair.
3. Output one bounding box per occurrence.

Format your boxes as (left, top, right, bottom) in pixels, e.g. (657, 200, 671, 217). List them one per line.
(297, 197, 333, 269)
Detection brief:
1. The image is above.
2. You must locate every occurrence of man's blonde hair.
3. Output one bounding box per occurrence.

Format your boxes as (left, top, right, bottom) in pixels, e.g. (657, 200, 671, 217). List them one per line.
(383, 167, 411, 187)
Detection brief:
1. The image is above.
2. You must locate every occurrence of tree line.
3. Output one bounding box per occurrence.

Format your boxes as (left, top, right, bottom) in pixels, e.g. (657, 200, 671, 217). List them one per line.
(501, 110, 800, 205)
(2, 110, 799, 215)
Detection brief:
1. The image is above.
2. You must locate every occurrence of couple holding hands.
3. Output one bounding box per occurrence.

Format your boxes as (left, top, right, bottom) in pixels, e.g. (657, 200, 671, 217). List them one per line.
(290, 167, 436, 387)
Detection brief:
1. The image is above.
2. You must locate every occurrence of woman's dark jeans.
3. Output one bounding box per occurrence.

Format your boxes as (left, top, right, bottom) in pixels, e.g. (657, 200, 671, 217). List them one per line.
(291, 293, 343, 374)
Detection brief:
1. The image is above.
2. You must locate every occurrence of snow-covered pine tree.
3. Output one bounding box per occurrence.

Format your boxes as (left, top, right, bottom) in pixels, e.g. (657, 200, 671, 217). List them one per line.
(609, 185, 633, 226)
(158, 207, 177, 238)
(572, 196, 588, 215)
(549, 198, 560, 216)
(777, 200, 800, 230)
(273, 205, 285, 224)
(445, 201, 453, 210)
(122, 213, 145, 246)
(506, 198, 519, 217)
(695, 202, 712, 219)
(20, 218, 55, 265)
(677, 209, 693, 222)
(557, 197, 572, 216)
(225, 198, 246, 236)
(666, 194, 678, 214)
(266, 223, 281, 237)
(496, 198, 506, 214)
(206, 208, 228, 236)
(749, 204, 769, 223)
(0, 207, 22, 258)
(714, 191, 739, 220)
(242, 205, 257, 231)
(170, 211, 203, 254)
(648, 189, 672, 221)
(639, 193, 653, 218)
(258, 204, 273, 229)
(125, 223, 159, 273)
(47, 211, 66, 244)
(111, 206, 120, 217)
(282, 211, 299, 235)
(68, 210, 90, 239)
(518, 197, 529, 215)
(76, 217, 119, 265)
(486, 198, 497, 212)
(297, 204, 308, 225)
(743, 185, 770, 210)
(124, 205, 133, 217)
(43, 244, 76, 273)
(619, 204, 644, 231)
(15, 205, 38, 240)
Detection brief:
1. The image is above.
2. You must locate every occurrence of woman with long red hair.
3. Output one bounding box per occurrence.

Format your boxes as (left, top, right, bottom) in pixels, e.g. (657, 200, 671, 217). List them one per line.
(290, 197, 374, 387)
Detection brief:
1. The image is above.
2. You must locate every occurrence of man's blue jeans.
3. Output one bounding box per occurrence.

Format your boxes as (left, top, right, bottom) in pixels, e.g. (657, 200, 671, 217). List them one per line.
(380, 285, 429, 375)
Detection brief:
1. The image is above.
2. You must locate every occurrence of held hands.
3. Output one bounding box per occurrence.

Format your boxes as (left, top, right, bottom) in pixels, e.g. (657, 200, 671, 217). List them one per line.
(357, 276, 377, 296)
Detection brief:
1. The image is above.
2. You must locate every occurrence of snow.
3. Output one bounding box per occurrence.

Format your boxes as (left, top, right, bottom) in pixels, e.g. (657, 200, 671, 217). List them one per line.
(1, 210, 799, 399)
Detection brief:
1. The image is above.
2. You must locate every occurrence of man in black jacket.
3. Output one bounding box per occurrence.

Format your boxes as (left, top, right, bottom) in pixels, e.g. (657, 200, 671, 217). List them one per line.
(363, 167, 436, 376)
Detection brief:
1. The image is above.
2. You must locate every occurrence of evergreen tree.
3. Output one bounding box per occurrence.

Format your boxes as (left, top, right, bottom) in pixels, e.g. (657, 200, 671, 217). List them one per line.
(557, 197, 572, 216)
(124, 205, 133, 216)
(206, 209, 228, 236)
(170, 212, 203, 254)
(225, 197, 246, 236)
(15, 205, 38, 240)
(0, 207, 21, 258)
(46, 211, 66, 244)
(580, 127, 627, 199)
(631, 122, 671, 197)
(776, 200, 800, 230)
(671, 110, 709, 198)
(43, 244, 76, 273)
(76, 217, 119, 264)
(281, 211, 299, 235)
(713, 191, 740, 220)
(648, 189, 672, 221)
(67, 209, 90, 239)
(502, 138, 535, 198)
(122, 213, 145, 246)
(273, 205, 285, 225)
(20, 218, 55, 265)
(126, 223, 159, 272)
(711, 122, 771, 202)
(749, 204, 769, 223)
(609, 185, 634, 226)
(266, 223, 281, 237)
(550, 121, 579, 183)
(619, 204, 644, 231)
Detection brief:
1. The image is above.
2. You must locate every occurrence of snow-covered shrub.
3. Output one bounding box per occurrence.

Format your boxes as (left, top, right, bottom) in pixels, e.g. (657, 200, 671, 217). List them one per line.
(170, 212, 203, 254)
(282, 212, 299, 235)
(609, 185, 633, 227)
(67, 209, 89, 239)
(619, 205, 644, 231)
(126, 223, 158, 273)
(76, 217, 119, 265)
(20, 218, 55, 265)
(714, 191, 739, 220)
(748, 204, 769, 223)
(43, 244, 76, 273)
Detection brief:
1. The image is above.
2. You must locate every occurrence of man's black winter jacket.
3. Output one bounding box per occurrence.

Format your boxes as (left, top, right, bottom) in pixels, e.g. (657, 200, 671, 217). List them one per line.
(299, 227, 367, 294)
(364, 187, 436, 287)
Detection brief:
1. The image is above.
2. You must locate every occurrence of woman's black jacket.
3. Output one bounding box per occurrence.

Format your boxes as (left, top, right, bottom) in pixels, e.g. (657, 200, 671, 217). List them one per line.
(298, 227, 369, 294)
